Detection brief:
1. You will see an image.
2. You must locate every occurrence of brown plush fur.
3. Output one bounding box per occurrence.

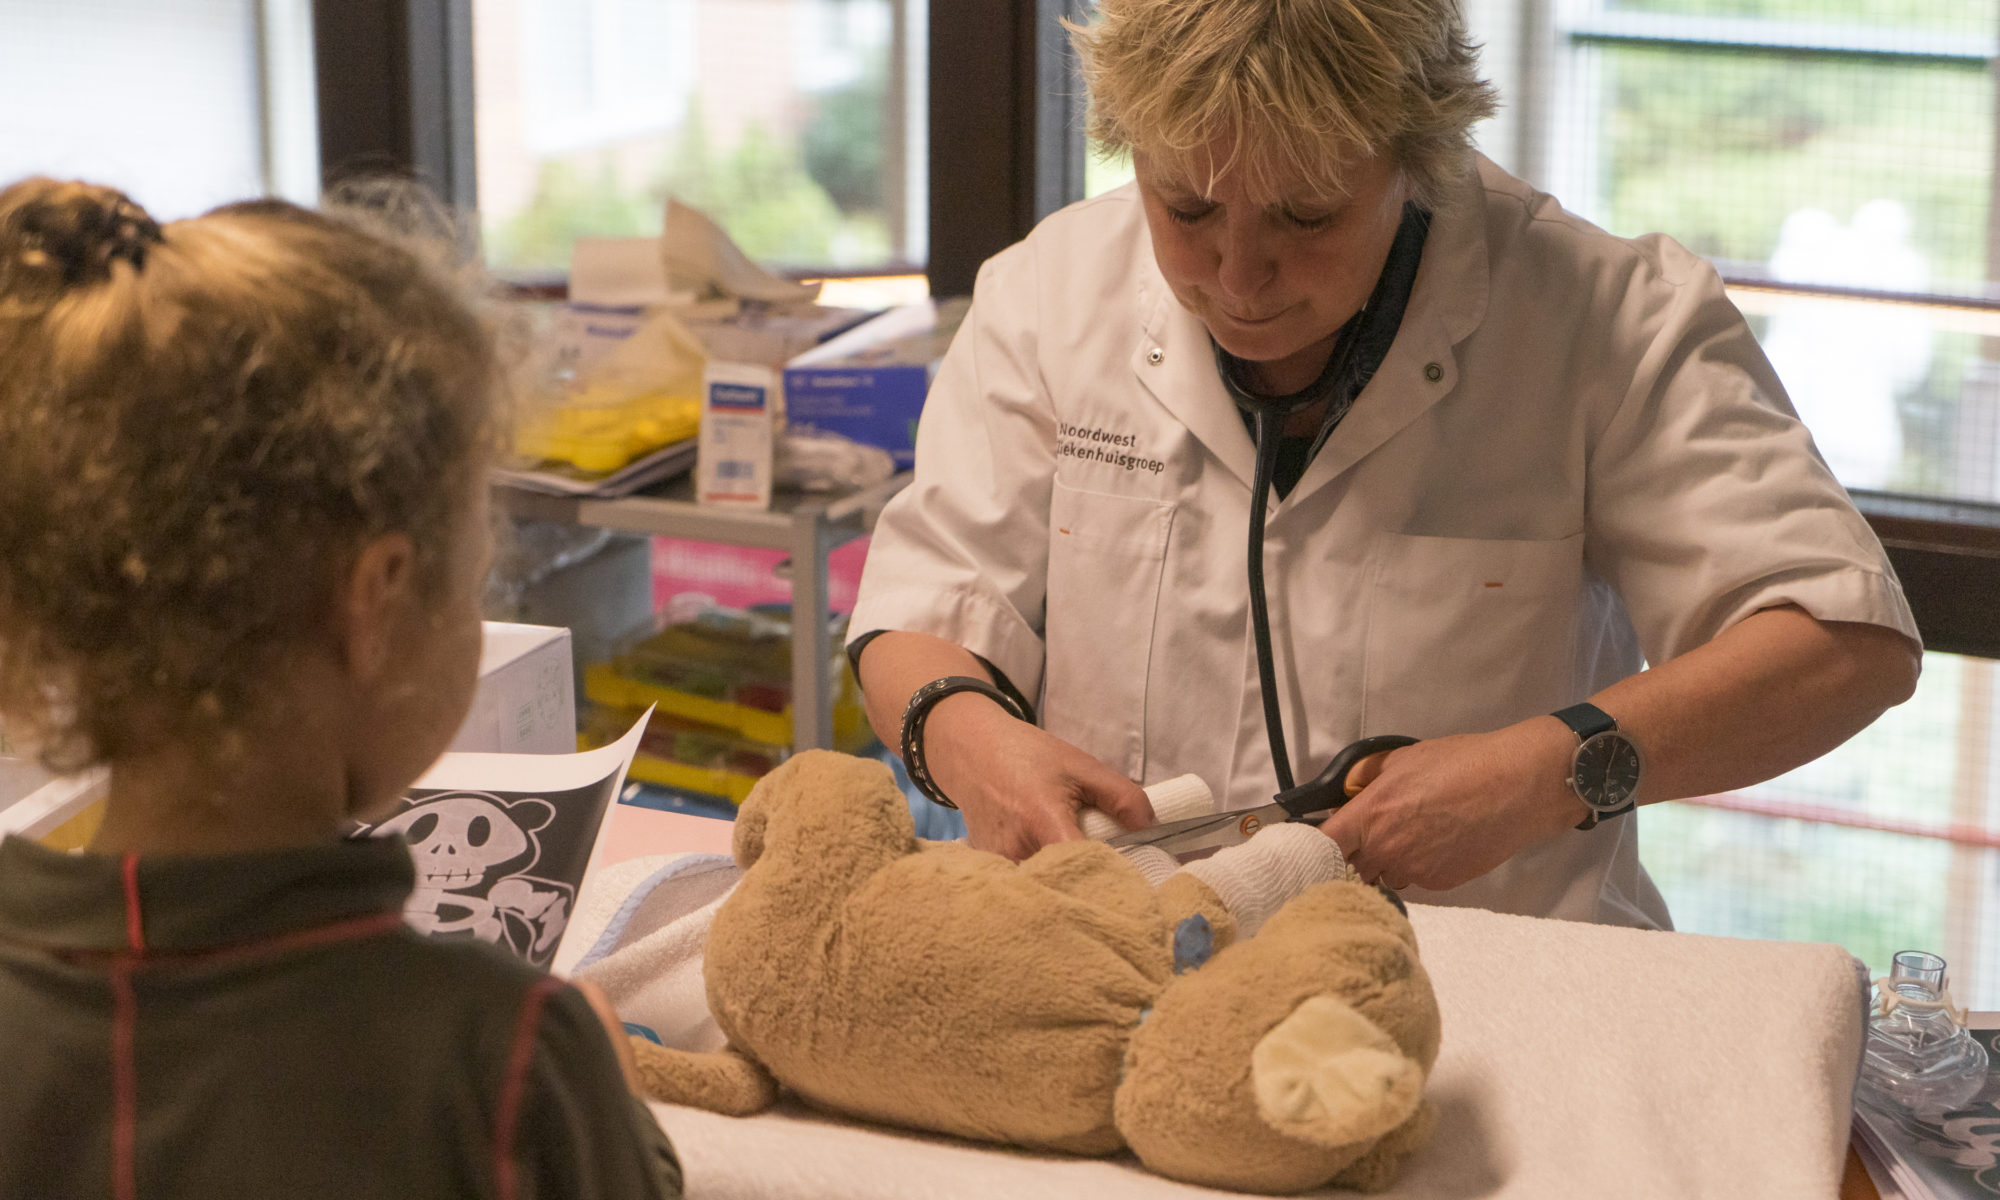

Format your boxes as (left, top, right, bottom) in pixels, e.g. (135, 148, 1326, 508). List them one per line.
(633, 750, 1440, 1194)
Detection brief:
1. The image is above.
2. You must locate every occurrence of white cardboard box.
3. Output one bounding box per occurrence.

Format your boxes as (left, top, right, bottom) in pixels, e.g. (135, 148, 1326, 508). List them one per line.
(0, 621, 578, 845)
(448, 622, 578, 757)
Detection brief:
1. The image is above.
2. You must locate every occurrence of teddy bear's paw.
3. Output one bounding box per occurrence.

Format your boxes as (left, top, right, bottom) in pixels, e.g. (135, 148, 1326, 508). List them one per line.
(1250, 994, 1425, 1148)
(632, 1041, 781, 1117)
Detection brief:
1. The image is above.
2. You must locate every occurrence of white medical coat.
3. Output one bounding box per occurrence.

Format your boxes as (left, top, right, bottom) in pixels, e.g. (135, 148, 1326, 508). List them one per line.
(849, 156, 1919, 928)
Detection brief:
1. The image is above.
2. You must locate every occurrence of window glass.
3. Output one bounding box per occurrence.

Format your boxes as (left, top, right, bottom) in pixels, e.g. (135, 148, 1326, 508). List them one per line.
(1471, 0, 2000, 502)
(0, 0, 318, 218)
(1644, 651, 2000, 1010)
(473, 0, 928, 274)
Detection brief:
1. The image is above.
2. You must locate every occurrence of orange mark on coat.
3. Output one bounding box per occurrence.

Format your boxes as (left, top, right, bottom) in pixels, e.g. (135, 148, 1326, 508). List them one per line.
(1058, 528, 1071, 535)
(1483, 581, 1503, 588)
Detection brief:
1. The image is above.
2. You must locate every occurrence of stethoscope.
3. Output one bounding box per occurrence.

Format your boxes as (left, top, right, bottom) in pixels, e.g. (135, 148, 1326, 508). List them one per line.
(1213, 203, 1432, 800)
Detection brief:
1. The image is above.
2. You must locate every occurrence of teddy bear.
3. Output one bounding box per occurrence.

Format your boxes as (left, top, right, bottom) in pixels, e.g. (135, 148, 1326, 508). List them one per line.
(627, 749, 1442, 1195)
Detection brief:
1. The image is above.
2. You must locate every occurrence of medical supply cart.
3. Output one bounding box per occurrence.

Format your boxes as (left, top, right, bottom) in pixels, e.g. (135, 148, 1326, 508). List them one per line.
(494, 470, 911, 756)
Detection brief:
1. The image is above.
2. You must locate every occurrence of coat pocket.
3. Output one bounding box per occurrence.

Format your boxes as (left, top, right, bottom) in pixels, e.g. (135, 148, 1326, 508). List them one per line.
(1362, 532, 1585, 738)
(1041, 479, 1177, 779)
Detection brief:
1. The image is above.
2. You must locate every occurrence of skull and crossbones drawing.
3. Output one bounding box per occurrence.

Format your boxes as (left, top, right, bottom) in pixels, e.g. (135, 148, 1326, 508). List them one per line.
(374, 791, 572, 960)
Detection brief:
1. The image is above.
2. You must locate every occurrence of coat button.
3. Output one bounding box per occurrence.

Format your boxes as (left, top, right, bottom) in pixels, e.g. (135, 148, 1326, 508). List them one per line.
(1424, 362, 1443, 382)
(1147, 348, 1165, 365)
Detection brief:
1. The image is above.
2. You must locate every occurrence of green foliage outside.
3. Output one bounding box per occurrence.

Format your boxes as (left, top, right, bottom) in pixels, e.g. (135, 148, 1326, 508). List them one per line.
(802, 52, 888, 215)
(1596, 27, 1995, 495)
(486, 160, 662, 271)
(488, 66, 896, 274)
(661, 116, 851, 267)
(1603, 48, 1990, 285)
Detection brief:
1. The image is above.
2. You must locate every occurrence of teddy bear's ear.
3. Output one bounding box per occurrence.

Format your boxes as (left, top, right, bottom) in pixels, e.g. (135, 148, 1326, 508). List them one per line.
(732, 750, 813, 868)
(1249, 994, 1426, 1149)
(732, 785, 771, 869)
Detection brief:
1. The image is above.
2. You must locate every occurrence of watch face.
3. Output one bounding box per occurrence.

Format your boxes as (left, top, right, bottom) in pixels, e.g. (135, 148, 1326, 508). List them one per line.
(1573, 732, 1641, 810)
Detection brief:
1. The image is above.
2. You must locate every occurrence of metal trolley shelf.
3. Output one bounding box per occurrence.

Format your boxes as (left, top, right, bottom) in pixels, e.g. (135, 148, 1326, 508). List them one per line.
(494, 470, 913, 755)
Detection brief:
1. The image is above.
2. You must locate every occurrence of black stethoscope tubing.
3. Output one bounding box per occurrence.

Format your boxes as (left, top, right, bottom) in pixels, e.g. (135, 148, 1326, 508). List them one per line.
(1223, 204, 1431, 794)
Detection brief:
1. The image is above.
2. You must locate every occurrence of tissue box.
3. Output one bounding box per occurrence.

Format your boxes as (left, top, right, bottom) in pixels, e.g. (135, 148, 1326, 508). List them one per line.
(448, 622, 578, 756)
(781, 298, 971, 470)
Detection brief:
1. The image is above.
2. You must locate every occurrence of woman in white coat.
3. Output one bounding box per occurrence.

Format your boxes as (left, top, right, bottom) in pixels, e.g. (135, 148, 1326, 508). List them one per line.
(845, 0, 1921, 927)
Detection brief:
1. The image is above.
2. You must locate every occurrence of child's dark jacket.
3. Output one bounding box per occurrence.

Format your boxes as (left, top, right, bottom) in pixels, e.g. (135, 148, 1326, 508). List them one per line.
(0, 833, 682, 1199)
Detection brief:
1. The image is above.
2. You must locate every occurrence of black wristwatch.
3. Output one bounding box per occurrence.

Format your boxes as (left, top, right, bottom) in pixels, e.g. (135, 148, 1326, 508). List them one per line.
(1552, 702, 1641, 831)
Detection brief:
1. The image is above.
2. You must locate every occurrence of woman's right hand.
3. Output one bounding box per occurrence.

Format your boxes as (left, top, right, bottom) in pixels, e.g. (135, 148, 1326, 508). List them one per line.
(920, 691, 1154, 860)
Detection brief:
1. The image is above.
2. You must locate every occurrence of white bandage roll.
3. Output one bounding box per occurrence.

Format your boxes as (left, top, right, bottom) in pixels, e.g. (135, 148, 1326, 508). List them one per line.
(1077, 773, 1214, 841)
(1184, 823, 1349, 938)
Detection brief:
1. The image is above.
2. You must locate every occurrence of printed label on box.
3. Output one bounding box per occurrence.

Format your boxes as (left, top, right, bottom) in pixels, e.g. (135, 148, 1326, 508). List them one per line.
(698, 362, 776, 509)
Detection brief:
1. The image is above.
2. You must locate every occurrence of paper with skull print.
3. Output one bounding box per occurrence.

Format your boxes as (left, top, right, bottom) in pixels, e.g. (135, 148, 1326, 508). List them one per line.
(357, 710, 650, 969)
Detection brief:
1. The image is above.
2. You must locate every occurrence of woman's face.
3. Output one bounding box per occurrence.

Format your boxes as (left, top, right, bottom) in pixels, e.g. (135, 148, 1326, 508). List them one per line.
(1135, 141, 1409, 392)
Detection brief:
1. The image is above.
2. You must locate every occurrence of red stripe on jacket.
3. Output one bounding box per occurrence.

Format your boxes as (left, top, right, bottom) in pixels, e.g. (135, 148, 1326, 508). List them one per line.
(112, 854, 142, 1200)
(91, 853, 407, 1200)
(494, 976, 564, 1200)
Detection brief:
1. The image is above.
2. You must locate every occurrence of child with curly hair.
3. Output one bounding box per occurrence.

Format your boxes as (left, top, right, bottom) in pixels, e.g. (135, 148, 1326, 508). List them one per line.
(0, 178, 683, 1199)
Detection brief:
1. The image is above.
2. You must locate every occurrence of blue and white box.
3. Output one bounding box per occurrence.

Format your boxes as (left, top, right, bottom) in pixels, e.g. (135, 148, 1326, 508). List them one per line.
(698, 361, 778, 510)
(781, 298, 971, 471)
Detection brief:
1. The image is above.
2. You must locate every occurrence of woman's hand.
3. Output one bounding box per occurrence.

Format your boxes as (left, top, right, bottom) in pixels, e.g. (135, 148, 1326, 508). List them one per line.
(1320, 718, 1578, 892)
(921, 691, 1155, 860)
(853, 629, 1155, 860)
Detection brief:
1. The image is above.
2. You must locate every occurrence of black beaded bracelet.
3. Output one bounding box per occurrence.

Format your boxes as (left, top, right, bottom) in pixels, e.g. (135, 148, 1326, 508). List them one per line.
(899, 675, 1029, 809)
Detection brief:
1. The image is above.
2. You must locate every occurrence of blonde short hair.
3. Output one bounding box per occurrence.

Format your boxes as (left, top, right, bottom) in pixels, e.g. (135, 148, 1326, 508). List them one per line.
(1071, 0, 1497, 209)
(0, 178, 501, 772)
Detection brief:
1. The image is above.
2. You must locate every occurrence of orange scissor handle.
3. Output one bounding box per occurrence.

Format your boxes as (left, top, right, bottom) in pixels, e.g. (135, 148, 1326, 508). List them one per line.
(1273, 734, 1420, 821)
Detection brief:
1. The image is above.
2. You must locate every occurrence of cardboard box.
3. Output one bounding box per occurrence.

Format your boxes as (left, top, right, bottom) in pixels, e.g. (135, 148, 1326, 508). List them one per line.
(447, 622, 578, 757)
(0, 622, 579, 849)
(781, 297, 971, 470)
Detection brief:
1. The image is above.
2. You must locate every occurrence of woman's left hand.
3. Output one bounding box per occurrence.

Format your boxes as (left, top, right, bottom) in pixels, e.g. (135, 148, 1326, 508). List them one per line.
(1319, 718, 1580, 892)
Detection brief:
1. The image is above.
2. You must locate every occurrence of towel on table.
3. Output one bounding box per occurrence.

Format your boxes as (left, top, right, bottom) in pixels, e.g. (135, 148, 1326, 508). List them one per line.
(578, 854, 1863, 1198)
(567, 852, 741, 1052)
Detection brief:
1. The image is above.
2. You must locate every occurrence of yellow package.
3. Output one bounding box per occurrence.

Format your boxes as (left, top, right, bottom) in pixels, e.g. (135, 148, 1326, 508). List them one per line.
(519, 305, 709, 474)
(519, 390, 701, 475)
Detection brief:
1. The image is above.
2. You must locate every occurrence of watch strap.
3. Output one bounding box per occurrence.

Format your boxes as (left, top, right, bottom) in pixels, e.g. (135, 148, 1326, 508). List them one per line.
(900, 676, 1029, 809)
(1553, 702, 1633, 831)
(1552, 701, 1617, 740)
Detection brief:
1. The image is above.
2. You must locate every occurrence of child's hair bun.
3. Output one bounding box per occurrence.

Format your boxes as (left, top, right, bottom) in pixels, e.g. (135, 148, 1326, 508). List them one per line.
(1, 178, 164, 296)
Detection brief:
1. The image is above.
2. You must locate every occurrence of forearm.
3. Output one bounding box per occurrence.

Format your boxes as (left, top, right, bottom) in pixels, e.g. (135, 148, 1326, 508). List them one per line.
(854, 630, 996, 751)
(1588, 604, 1920, 805)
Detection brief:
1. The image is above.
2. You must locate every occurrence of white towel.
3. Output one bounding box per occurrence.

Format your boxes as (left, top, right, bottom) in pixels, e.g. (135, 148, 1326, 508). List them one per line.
(604, 885, 1862, 1198)
(569, 852, 741, 1052)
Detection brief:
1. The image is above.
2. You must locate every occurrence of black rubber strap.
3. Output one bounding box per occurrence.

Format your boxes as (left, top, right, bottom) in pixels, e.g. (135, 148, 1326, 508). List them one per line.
(899, 675, 1029, 809)
(1552, 702, 1632, 830)
(1552, 701, 1616, 740)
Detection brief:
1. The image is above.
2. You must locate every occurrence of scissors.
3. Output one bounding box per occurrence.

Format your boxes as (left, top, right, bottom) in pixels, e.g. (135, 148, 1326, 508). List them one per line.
(1106, 734, 1419, 857)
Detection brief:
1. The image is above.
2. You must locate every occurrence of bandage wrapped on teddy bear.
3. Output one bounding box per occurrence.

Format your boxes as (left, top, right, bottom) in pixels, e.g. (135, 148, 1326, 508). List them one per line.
(628, 750, 1441, 1195)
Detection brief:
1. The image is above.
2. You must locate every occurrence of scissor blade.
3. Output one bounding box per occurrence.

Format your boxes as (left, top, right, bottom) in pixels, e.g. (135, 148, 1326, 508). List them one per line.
(1105, 803, 1291, 856)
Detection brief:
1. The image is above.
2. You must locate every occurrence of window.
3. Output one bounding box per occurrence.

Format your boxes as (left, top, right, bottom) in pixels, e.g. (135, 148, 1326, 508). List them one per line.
(1479, 0, 2000, 502)
(1645, 652, 2000, 1008)
(0, 0, 319, 218)
(1467, 0, 2000, 1004)
(472, 0, 927, 274)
